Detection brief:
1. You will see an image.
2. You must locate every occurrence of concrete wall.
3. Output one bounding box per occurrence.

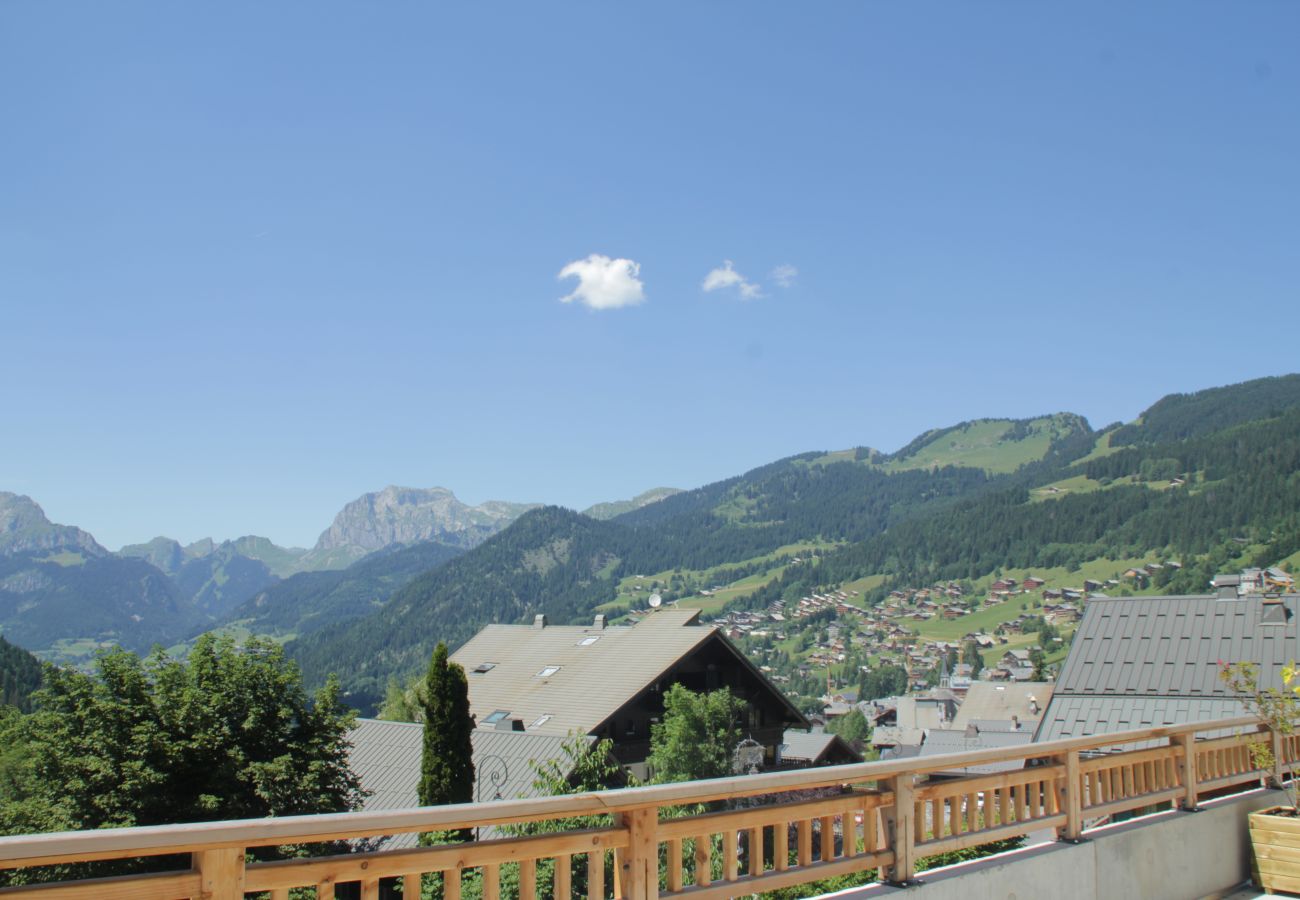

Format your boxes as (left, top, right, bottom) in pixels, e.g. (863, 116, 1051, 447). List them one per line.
(826, 787, 1281, 900)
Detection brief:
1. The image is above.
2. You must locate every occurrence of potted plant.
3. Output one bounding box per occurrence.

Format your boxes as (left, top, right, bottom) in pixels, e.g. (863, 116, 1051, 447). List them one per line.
(1219, 660, 1300, 894)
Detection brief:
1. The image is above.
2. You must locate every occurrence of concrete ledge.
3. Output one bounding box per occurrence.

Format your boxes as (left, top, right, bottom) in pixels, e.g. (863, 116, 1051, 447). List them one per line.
(822, 787, 1282, 900)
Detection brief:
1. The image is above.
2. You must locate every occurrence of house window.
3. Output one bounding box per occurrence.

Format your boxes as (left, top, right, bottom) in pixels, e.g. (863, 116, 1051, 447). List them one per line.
(483, 710, 511, 725)
(577, 636, 600, 646)
(537, 665, 561, 678)
(529, 714, 553, 730)
(474, 662, 497, 674)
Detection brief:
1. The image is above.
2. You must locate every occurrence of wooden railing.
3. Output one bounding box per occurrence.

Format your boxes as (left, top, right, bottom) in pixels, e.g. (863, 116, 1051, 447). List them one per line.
(0, 714, 1294, 900)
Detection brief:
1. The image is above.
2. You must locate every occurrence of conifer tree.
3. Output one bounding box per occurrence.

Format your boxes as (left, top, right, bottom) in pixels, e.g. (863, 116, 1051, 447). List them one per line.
(419, 642, 474, 841)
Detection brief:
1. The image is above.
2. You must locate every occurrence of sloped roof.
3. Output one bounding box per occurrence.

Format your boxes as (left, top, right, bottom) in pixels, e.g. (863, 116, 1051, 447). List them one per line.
(916, 728, 1034, 774)
(780, 729, 859, 765)
(347, 718, 591, 847)
(450, 608, 803, 737)
(1037, 593, 1300, 741)
(951, 682, 1053, 732)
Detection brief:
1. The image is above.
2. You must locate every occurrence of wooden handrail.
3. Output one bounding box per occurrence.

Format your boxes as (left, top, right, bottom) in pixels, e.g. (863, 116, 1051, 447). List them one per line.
(0, 713, 1283, 900)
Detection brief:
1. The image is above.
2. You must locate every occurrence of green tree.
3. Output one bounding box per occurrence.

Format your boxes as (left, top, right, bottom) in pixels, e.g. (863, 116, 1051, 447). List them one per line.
(419, 642, 475, 841)
(0, 634, 362, 840)
(961, 640, 985, 679)
(825, 708, 870, 750)
(647, 685, 745, 784)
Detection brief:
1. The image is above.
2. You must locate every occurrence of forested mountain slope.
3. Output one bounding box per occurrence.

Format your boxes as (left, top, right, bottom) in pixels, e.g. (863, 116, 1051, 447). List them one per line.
(0, 636, 42, 711)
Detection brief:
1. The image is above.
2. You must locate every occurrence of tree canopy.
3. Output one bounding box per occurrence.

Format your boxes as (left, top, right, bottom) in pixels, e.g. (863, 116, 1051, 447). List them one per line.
(647, 684, 745, 784)
(0, 633, 363, 840)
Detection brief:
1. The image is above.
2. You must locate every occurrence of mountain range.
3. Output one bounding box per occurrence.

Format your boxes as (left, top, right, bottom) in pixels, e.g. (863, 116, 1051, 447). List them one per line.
(4, 374, 1300, 712)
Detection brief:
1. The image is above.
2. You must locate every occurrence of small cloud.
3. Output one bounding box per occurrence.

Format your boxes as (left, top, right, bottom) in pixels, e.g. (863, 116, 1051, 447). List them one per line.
(771, 264, 798, 288)
(558, 254, 646, 310)
(702, 260, 762, 300)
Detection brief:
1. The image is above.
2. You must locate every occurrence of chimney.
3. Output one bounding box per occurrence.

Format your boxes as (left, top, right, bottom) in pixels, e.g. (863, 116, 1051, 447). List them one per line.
(1012, 715, 1021, 731)
(594, 614, 607, 629)
(533, 614, 547, 629)
(496, 717, 525, 732)
(1028, 695, 1039, 715)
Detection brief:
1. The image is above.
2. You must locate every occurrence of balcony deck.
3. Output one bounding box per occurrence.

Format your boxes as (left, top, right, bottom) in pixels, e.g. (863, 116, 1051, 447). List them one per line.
(0, 713, 1294, 900)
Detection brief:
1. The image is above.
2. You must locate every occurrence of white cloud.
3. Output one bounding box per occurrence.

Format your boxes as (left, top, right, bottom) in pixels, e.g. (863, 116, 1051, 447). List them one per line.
(558, 254, 646, 310)
(702, 260, 762, 299)
(771, 263, 798, 288)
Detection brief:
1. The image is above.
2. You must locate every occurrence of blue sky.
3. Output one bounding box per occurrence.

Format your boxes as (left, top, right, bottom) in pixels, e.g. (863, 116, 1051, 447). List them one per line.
(2, 2, 1297, 550)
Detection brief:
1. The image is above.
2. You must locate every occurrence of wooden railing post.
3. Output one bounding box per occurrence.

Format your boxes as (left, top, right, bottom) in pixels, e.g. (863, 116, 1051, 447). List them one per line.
(889, 773, 916, 885)
(615, 807, 658, 900)
(1173, 733, 1199, 811)
(1058, 750, 1084, 841)
(194, 847, 245, 900)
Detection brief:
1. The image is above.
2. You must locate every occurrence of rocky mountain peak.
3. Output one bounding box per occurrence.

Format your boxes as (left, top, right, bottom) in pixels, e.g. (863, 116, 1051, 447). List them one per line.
(0, 492, 106, 558)
(313, 486, 539, 553)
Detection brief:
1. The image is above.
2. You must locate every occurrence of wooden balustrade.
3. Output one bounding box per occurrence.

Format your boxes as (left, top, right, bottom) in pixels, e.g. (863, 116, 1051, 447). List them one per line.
(0, 714, 1292, 900)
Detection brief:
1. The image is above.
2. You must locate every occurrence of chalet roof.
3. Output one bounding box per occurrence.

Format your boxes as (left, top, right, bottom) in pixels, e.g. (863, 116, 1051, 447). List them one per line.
(346, 718, 591, 847)
(950, 682, 1053, 732)
(1037, 593, 1300, 741)
(450, 608, 804, 738)
(780, 729, 859, 765)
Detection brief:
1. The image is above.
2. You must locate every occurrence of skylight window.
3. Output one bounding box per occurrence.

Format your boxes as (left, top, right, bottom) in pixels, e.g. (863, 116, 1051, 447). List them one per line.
(577, 636, 600, 646)
(536, 665, 561, 678)
(474, 662, 497, 674)
(482, 710, 510, 725)
(528, 714, 553, 730)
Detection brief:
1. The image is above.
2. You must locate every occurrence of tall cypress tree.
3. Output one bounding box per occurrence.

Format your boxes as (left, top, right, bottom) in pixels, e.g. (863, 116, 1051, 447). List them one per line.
(418, 642, 474, 841)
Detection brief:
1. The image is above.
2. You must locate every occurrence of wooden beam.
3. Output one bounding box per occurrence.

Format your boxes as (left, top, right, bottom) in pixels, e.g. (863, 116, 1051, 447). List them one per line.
(889, 774, 915, 885)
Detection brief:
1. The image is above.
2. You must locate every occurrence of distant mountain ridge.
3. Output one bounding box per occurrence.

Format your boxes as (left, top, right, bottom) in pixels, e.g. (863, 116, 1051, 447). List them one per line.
(313, 486, 538, 559)
(0, 494, 106, 559)
(583, 487, 681, 520)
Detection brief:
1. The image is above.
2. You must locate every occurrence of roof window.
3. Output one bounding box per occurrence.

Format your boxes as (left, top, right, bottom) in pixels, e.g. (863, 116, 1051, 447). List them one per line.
(577, 636, 600, 646)
(473, 662, 497, 674)
(536, 665, 561, 678)
(528, 714, 553, 730)
(482, 710, 511, 725)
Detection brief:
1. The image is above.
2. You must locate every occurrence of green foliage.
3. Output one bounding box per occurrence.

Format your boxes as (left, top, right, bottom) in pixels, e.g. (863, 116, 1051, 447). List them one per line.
(648, 685, 745, 783)
(825, 708, 870, 748)
(419, 643, 474, 841)
(0, 633, 362, 844)
(860, 665, 909, 702)
(961, 640, 984, 679)
(1111, 374, 1300, 446)
(1219, 660, 1300, 811)
(0, 636, 42, 712)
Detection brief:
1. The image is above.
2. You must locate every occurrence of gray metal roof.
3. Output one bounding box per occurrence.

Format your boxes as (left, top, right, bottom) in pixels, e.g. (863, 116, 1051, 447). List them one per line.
(1037, 593, 1300, 741)
(450, 607, 804, 738)
(916, 728, 1034, 774)
(347, 718, 591, 846)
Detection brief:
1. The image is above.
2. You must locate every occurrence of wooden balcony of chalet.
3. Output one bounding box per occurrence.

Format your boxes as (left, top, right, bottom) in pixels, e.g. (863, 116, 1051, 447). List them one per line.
(0, 714, 1293, 900)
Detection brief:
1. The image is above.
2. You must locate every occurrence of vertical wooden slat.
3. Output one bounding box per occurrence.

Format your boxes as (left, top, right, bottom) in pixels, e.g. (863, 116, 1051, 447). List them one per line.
(617, 808, 657, 900)
(965, 793, 978, 832)
(797, 820, 811, 868)
(317, 882, 335, 900)
(518, 858, 536, 900)
(483, 863, 500, 900)
(819, 816, 834, 862)
(402, 874, 421, 900)
(775, 821, 789, 871)
(194, 848, 246, 900)
(748, 826, 763, 875)
(361, 878, 380, 900)
(1017, 781, 1030, 821)
(667, 839, 682, 893)
(998, 786, 1010, 824)
(556, 854, 572, 900)
(587, 850, 605, 900)
(445, 869, 461, 900)
(841, 806, 858, 857)
(694, 835, 712, 887)
(864, 804, 878, 854)
(724, 829, 739, 881)
(270, 889, 289, 900)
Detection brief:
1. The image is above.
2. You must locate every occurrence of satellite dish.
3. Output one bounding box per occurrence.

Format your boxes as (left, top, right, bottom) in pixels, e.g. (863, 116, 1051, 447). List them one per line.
(648, 593, 663, 608)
